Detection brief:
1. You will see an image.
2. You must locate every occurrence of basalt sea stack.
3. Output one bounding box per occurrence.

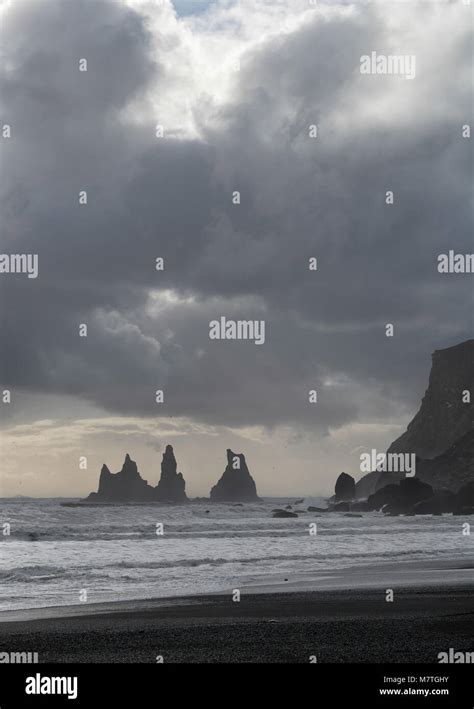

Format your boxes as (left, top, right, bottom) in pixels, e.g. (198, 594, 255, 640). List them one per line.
(335, 472, 355, 501)
(155, 444, 187, 502)
(86, 454, 154, 502)
(85, 446, 187, 503)
(210, 449, 259, 502)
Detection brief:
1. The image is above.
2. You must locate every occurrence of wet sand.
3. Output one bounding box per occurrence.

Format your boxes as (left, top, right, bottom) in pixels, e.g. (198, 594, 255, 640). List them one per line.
(0, 585, 473, 663)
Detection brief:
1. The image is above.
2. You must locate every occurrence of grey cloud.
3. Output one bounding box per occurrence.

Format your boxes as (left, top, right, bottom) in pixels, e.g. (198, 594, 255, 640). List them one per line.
(0, 0, 472, 433)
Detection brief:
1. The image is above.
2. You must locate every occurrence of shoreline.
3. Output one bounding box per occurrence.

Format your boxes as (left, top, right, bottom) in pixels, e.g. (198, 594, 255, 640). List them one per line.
(0, 556, 472, 622)
(0, 583, 472, 663)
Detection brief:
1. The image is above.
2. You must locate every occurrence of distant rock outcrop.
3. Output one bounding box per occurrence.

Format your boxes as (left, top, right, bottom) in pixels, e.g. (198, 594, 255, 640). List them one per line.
(355, 471, 404, 500)
(210, 449, 259, 502)
(412, 491, 457, 515)
(332, 501, 351, 511)
(367, 484, 401, 511)
(368, 478, 434, 514)
(335, 472, 355, 501)
(86, 454, 154, 502)
(273, 509, 298, 518)
(155, 445, 187, 503)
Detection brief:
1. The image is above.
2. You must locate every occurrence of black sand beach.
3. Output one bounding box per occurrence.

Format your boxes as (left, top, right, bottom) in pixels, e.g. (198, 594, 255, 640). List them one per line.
(1, 586, 473, 663)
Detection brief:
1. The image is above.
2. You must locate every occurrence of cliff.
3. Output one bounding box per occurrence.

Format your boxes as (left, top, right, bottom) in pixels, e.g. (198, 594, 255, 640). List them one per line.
(356, 340, 474, 498)
(388, 339, 474, 459)
(415, 429, 474, 492)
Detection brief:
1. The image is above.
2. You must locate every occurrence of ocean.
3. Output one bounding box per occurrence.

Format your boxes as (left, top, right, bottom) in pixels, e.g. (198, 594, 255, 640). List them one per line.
(0, 498, 471, 612)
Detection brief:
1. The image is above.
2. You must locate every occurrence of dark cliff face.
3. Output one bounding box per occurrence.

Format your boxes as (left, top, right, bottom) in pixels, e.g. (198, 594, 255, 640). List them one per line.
(155, 444, 187, 502)
(415, 429, 474, 492)
(356, 340, 474, 498)
(357, 431, 474, 496)
(388, 340, 474, 459)
(210, 449, 259, 502)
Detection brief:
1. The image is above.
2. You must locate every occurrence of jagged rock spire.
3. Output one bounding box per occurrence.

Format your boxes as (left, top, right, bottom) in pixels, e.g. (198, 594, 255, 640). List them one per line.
(210, 449, 259, 502)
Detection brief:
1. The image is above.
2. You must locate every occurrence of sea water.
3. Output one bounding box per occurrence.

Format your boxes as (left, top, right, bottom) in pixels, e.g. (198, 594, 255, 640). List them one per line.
(0, 497, 471, 611)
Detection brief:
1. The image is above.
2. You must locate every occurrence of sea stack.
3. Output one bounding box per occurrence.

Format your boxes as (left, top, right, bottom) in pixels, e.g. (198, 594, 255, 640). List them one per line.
(155, 444, 187, 503)
(86, 454, 154, 502)
(210, 449, 259, 502)
(334, 472, 355, 501)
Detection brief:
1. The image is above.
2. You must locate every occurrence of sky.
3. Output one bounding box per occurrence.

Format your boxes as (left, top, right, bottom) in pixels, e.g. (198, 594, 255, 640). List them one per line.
(0, 0, 472, 497)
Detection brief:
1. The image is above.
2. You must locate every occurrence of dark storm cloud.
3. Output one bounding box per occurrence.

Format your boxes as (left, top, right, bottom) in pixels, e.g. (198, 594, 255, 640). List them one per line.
(0, 0, 472, 432)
